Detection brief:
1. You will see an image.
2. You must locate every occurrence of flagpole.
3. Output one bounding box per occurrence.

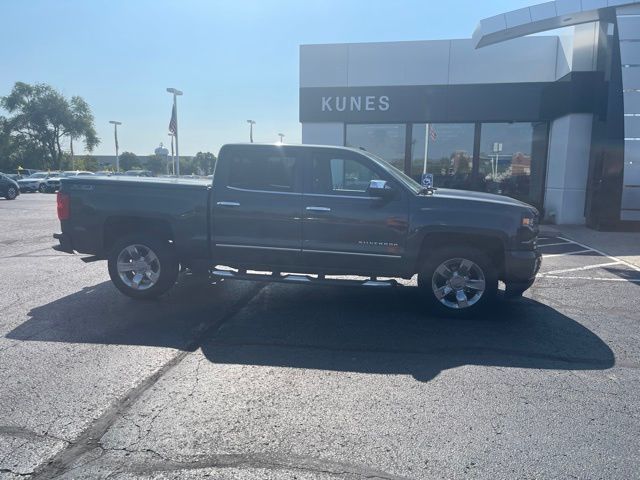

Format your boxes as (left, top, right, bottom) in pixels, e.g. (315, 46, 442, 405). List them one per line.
(423, 123, 430, 175)
(173, 95, 179, 176)
(109, 120, 122, 172)
(166, 88, 183, 176)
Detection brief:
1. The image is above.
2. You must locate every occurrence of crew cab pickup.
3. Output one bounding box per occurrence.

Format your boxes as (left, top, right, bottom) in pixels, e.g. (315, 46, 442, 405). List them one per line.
(54, 144, 541, 316)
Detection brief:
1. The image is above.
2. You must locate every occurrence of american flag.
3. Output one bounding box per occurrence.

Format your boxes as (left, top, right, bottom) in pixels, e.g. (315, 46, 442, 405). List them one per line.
(168, 104, 177, 135)
(429, 124, 437, 142)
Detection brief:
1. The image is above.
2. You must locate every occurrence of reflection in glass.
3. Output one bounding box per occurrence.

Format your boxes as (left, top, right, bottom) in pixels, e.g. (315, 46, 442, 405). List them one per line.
(345, 124, 406, 172)
(410, 123, 475, 189)
(478, 122, 545, 205)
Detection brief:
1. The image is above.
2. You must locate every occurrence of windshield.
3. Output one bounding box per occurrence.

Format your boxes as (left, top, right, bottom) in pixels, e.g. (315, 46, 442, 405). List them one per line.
(357, 149, 422, 194)
(28, 173, 47, 179)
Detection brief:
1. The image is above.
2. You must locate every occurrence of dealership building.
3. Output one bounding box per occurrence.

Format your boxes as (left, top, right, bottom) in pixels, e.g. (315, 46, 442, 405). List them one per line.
(299, 0, 640, 228)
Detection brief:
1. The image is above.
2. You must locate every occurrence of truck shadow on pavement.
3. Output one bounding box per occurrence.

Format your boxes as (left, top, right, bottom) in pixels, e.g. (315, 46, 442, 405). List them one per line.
(9, 279, 615, 383)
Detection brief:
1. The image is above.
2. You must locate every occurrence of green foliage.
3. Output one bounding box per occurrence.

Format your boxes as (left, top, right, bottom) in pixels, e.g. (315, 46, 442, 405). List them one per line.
(71, 155, 99, 172)
(0, 82, 99, 171)
(118, 151, 139, 171)
(146, 154, 167, 175)
(192, 151, 217, 175)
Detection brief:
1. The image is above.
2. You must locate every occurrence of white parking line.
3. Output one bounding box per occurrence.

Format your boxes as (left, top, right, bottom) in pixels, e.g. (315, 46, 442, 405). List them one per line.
(542, 275, 640, 282)
(542, 261, 622, 275)
(538, 242, 571, 248)
(543, 249, 594, 258)
(557, 237, 640, 273)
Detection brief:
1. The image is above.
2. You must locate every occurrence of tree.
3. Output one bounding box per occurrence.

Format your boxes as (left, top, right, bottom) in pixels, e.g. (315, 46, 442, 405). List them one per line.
(193, 151, 216, 175)
(73, 155, 99, 172)
(118, 152, 139, 171)
(1, 82, 99, 170)
(0, 116, 44, 172)
(146, 154, 167, 175)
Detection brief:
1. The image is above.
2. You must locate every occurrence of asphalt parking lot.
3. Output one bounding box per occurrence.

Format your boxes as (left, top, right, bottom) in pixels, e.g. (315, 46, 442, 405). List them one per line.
(1, 193, 639, 479)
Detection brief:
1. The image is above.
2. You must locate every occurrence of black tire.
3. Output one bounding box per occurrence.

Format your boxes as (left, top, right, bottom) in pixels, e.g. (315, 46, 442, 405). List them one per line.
(38, 184, 47, 193)
(418, 246, 498, 318)
(5, 186, 18, 200)
(107, 235, 179, 300)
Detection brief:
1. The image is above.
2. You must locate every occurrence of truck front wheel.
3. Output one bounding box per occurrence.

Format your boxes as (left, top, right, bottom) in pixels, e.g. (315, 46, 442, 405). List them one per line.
(418, 247, 498, 318)
(107, 236, 179, 300)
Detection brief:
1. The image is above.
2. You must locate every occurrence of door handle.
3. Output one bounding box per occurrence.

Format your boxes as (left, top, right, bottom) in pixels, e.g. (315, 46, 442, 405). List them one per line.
(306, 206, 331, 212)
(217, 201, 240, 207)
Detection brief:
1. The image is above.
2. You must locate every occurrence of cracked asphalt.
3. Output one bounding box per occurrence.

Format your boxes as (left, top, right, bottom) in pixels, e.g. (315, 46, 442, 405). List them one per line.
(1, 194, 639, 479)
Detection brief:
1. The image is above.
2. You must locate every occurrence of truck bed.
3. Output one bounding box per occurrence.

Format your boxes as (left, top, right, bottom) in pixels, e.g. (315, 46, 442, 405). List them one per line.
(58, 176, 212, 260)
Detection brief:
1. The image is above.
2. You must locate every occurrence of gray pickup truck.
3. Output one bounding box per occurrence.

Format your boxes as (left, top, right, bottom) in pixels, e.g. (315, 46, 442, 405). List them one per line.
(54, 143, 541, 317)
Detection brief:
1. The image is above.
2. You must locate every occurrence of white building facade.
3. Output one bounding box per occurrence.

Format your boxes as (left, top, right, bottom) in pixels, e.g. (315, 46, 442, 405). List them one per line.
(300, 1, 640, 228)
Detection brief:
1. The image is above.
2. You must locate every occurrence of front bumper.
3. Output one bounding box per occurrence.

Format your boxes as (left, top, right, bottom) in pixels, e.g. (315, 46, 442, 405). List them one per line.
(53, 233, 74, 254)
(504, 249, 542, 297)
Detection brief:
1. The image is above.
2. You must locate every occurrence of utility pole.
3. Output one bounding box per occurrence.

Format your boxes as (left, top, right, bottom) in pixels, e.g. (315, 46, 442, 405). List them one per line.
(247, 120, 256, 143)
(278, 133, 285, 143)
(109, 121, 122, 172)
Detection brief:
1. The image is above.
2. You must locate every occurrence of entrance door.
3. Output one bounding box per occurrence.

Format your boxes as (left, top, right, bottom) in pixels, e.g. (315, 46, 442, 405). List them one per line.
(211, 145, 303, 268)
(301, 149, 409, 275)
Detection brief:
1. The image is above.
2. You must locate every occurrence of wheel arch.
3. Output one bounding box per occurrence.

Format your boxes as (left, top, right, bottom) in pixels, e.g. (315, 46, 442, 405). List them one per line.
(103, 216, 174, 254)
(415, 230, 507, 278)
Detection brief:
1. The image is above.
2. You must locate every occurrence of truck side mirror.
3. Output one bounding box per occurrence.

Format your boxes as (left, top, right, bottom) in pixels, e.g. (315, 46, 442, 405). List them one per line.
(368, 179, 394, 198)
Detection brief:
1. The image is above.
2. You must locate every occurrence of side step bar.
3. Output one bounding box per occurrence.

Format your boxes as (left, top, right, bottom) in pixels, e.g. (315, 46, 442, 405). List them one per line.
(211, 269, 400, 288)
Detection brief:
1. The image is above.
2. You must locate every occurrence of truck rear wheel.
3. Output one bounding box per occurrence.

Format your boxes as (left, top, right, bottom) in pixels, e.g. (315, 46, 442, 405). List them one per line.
(418, 246, 498, 318)
(107, 235, 179, 300)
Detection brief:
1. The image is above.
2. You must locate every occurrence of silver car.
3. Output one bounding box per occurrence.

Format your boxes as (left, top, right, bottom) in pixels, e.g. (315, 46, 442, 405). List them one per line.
(17, 172, 53, 193)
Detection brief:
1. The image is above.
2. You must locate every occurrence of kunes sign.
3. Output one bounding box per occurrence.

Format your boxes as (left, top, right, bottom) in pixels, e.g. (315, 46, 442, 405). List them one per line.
(321, 95, 390, 112)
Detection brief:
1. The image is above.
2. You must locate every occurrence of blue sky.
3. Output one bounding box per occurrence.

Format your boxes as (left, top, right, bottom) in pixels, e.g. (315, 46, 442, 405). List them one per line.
(0, 0, 541, 156)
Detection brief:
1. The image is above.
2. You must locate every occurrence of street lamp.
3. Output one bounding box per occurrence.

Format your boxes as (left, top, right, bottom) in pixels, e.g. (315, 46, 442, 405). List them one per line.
(247, 120, 256, 143)
(277, 133, 285, 143)
(166, 87, 183, 175)
(109, 121, 122, 172)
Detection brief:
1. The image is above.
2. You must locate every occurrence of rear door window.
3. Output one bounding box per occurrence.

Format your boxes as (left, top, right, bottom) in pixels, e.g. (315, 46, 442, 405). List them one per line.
(227, 149, 297, 192)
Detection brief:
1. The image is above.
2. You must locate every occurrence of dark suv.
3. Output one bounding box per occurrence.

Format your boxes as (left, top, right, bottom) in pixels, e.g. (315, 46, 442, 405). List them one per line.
(0, 173, 20, 200)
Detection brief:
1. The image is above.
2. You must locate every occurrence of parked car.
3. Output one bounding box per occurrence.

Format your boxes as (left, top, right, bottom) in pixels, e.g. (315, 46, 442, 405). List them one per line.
(43, 170, 94, 192)
(124, 170, 154, 177)
(0, 173, 20, 200)
(17, 172, 52, 193)
(53, 144, 541, 317)
(16, 168, 40, 177)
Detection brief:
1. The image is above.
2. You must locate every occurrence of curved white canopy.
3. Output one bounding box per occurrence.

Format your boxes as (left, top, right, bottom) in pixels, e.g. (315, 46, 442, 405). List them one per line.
(473, 0, 639, 48)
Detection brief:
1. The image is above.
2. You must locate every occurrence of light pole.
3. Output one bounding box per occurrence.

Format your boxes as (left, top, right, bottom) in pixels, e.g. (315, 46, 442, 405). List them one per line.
(247, 120, 255, 143)
(277, 133, 285, 143)
(109, 121, 122, 172)
(166, 87, 183, 175)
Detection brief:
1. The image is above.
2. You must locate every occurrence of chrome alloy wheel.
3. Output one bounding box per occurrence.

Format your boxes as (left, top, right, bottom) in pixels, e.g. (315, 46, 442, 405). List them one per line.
(6, 187, 17, 199)
(431, 258, 486, 310)
(116, 244, 161, 291)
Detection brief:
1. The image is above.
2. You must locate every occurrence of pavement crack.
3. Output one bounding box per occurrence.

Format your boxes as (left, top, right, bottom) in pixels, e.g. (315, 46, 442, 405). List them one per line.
(27, 283, 265, 480)
(82, 452, 410, 479)
(0, 425, 69, 445)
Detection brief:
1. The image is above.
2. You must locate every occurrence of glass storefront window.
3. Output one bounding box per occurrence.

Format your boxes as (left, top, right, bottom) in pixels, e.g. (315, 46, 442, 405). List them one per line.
(410, 123, 475, 189)
(478, 122, 546, 206)
(345, 124, 406, 172)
